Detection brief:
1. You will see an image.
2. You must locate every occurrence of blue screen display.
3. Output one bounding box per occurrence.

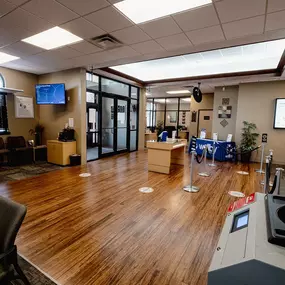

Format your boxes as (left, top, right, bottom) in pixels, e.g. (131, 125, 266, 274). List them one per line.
(36, 84, 66, 105)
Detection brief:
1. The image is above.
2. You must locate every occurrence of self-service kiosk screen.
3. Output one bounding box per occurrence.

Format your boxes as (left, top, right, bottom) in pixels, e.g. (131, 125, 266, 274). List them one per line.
(231, 210, 249, 233)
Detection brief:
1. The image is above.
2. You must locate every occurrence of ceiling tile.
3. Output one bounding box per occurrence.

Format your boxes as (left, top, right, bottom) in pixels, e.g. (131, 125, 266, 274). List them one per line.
(266, 10, 285, 31)
(173, 5, 219, 32)
(0, 16, 33, 44)
(108, 46, 140, 59)
(268, 0, 285, 13)
(107, 0, 121, 3)
(131, 40, 165, 54)
(52, 46, 82, 59)
(0, 41, 43, 57)
(156, 33, 192, 51)
(223, 16, 265, 39)
(61, 17, 104, 39)
(139, 17, 182, 39)
(111, 26, 151, 45)
(84, 6, 132, 33)
(56, 0, 110, 16)
(0, 0, 16, 17)
(69, 41, 102, 54)
(3, 8, 53, 34)
(186, 25, 225, 45)
(22, 0, 79, 25)
(6, 0, 27, 5)
(215, 0, 266, 23)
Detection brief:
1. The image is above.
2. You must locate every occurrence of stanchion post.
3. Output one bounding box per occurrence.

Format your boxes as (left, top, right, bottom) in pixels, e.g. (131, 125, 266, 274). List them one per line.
(256, 142, 265, 174)
(264, 156, 270, 194)
(276, 168, 284, 195)
(183, 151, 200, 193)
(209, 141, 216, 167)
(199, 146, 210, 177)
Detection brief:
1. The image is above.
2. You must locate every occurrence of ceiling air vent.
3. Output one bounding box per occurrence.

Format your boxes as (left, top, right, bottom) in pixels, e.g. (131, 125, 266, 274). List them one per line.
(90, 34, 123, 50)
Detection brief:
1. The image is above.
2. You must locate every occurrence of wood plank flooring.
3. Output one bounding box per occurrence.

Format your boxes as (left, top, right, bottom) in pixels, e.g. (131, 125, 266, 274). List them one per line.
(0, 151, 264, 285)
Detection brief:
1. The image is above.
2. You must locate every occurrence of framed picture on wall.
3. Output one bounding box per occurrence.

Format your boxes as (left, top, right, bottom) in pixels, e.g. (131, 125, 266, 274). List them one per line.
(168, 112, 177, 123)
(14, 95, 34, 118)
(218, 106, 232, 119)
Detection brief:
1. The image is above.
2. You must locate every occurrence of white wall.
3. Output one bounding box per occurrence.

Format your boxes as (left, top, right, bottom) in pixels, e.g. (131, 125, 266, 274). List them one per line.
(213, 86, 239, 141)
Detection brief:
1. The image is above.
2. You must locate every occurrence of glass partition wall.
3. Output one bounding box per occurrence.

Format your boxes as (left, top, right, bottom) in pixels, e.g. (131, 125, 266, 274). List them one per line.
(86, 73, 139, 161)
(146, 97, 191, 140)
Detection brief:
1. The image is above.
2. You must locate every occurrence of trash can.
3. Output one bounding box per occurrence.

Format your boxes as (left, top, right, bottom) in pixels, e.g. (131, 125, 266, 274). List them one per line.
(69, 154, 81, 166)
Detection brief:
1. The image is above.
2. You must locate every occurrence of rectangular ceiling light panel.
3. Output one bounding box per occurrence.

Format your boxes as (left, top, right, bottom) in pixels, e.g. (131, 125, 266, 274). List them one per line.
(110, 39, 285, 81)
(115, 0, 212, 24)
(22, 27, 83, 50)
(167, 90, 191, 94)
(0, 52, 20, 64)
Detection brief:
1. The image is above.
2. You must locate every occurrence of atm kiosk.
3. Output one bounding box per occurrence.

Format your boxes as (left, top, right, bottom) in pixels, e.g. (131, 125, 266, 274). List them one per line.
(208, 193, 285, 285)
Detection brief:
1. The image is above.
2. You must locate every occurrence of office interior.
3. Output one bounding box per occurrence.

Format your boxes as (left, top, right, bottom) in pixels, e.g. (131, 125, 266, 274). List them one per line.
(0, 0, 285, 285)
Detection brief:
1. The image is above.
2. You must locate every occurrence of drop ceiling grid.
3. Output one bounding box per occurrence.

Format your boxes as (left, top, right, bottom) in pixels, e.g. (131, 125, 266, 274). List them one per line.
(0, 0, 285, 75)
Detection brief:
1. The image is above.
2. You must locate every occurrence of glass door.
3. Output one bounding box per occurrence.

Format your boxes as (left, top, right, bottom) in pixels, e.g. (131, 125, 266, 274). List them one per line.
(117, 99, 128, 151)
(101, 96, 115, 155)
(86, 91, 99, 161)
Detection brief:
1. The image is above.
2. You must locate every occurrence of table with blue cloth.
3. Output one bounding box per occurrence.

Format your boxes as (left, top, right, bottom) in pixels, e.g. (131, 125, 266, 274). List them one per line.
(188, 138, 236, 162)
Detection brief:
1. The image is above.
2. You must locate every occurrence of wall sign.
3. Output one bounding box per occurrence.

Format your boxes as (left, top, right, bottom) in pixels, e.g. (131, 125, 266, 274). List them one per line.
(14, 95, 34, 118)
(218, 106, 232, 118)
(262, 133, 268, 143)
(222, 98, 230, 105)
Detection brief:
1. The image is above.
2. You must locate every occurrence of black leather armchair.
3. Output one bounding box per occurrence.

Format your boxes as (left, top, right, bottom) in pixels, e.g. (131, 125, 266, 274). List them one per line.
(6, 136, 33, 166)
(0, 196, 30, 285)
(0, 138, 9, 165)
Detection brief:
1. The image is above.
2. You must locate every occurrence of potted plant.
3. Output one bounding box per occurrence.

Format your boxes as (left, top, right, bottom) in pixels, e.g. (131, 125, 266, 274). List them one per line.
(29, 123, 44, 146)
(156, 120, 164, 142)
(240, 121, 259, 163)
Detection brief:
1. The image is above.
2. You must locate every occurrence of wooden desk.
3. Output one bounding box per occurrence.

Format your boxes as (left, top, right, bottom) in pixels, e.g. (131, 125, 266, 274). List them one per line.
(146, 141, 185, 174)
(145, 133, 157, 147)
(47, 140, 76, 166)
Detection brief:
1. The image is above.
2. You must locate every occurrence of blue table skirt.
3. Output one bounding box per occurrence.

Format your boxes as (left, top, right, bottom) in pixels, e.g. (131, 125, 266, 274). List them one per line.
(189, 138, 236, 162)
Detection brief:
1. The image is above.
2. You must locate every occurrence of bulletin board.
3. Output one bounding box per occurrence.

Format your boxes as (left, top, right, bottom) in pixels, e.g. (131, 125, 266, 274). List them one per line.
(15, 95, 34, 118)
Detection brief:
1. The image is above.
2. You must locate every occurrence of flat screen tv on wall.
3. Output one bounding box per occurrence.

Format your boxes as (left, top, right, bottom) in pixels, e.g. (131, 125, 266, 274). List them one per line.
(36, 83, 66, 105)
(274, 98, 285, 129)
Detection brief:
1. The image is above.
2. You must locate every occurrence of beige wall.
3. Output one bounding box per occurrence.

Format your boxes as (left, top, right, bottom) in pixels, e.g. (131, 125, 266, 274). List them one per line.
(189, 93, 214, 137)
(235, 81, 285, 164)
(0, 67, 38, 142)
(213, 86, 239, 141)
(38, 68, 86, 163)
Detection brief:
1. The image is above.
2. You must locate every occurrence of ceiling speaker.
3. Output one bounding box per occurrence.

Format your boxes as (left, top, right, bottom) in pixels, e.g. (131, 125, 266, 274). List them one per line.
(192, 87, 202, 103)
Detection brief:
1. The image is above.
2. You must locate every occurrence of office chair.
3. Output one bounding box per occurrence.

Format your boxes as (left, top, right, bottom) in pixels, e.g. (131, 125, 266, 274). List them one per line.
(0, 196, 30, 285)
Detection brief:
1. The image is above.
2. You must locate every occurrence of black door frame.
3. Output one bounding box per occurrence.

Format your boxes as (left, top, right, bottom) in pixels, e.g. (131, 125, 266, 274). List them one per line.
(99, 92, 130, 158)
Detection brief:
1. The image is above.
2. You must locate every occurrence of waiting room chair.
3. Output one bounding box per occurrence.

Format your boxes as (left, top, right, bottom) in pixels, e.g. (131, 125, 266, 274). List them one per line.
(0, 196, 30, 285)
(0, 138, 9, 165)
(6, 136, 33, 166)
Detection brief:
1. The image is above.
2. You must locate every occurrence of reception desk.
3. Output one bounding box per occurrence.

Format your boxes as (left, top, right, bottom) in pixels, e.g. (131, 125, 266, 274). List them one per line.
(147, 141, 186, 174)
(145, 133, 157, 147)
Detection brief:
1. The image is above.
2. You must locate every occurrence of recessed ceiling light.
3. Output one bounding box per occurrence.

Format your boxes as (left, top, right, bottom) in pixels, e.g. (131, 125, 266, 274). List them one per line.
(182, 98, 191, 102)
(0, 52, 20, 64)
(110, 39, 285, 81)
(167, 90, 191, 94)
(154, 99, 170, 103)
(114, 0, 212, 24)
(146, 92, 151, 96)
(22, 27, 83, 50)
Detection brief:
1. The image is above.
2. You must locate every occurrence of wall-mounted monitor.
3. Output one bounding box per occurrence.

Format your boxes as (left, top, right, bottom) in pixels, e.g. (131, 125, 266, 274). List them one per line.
(36, 83, 66, 105)
(274, 98, 285, 129)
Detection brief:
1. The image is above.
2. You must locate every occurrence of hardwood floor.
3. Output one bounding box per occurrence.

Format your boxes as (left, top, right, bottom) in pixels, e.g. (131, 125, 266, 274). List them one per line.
(0, 151, 264, 285)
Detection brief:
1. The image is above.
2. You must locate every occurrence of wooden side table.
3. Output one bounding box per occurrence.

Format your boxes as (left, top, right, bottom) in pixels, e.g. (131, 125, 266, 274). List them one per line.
(47, 140, 76, 166)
